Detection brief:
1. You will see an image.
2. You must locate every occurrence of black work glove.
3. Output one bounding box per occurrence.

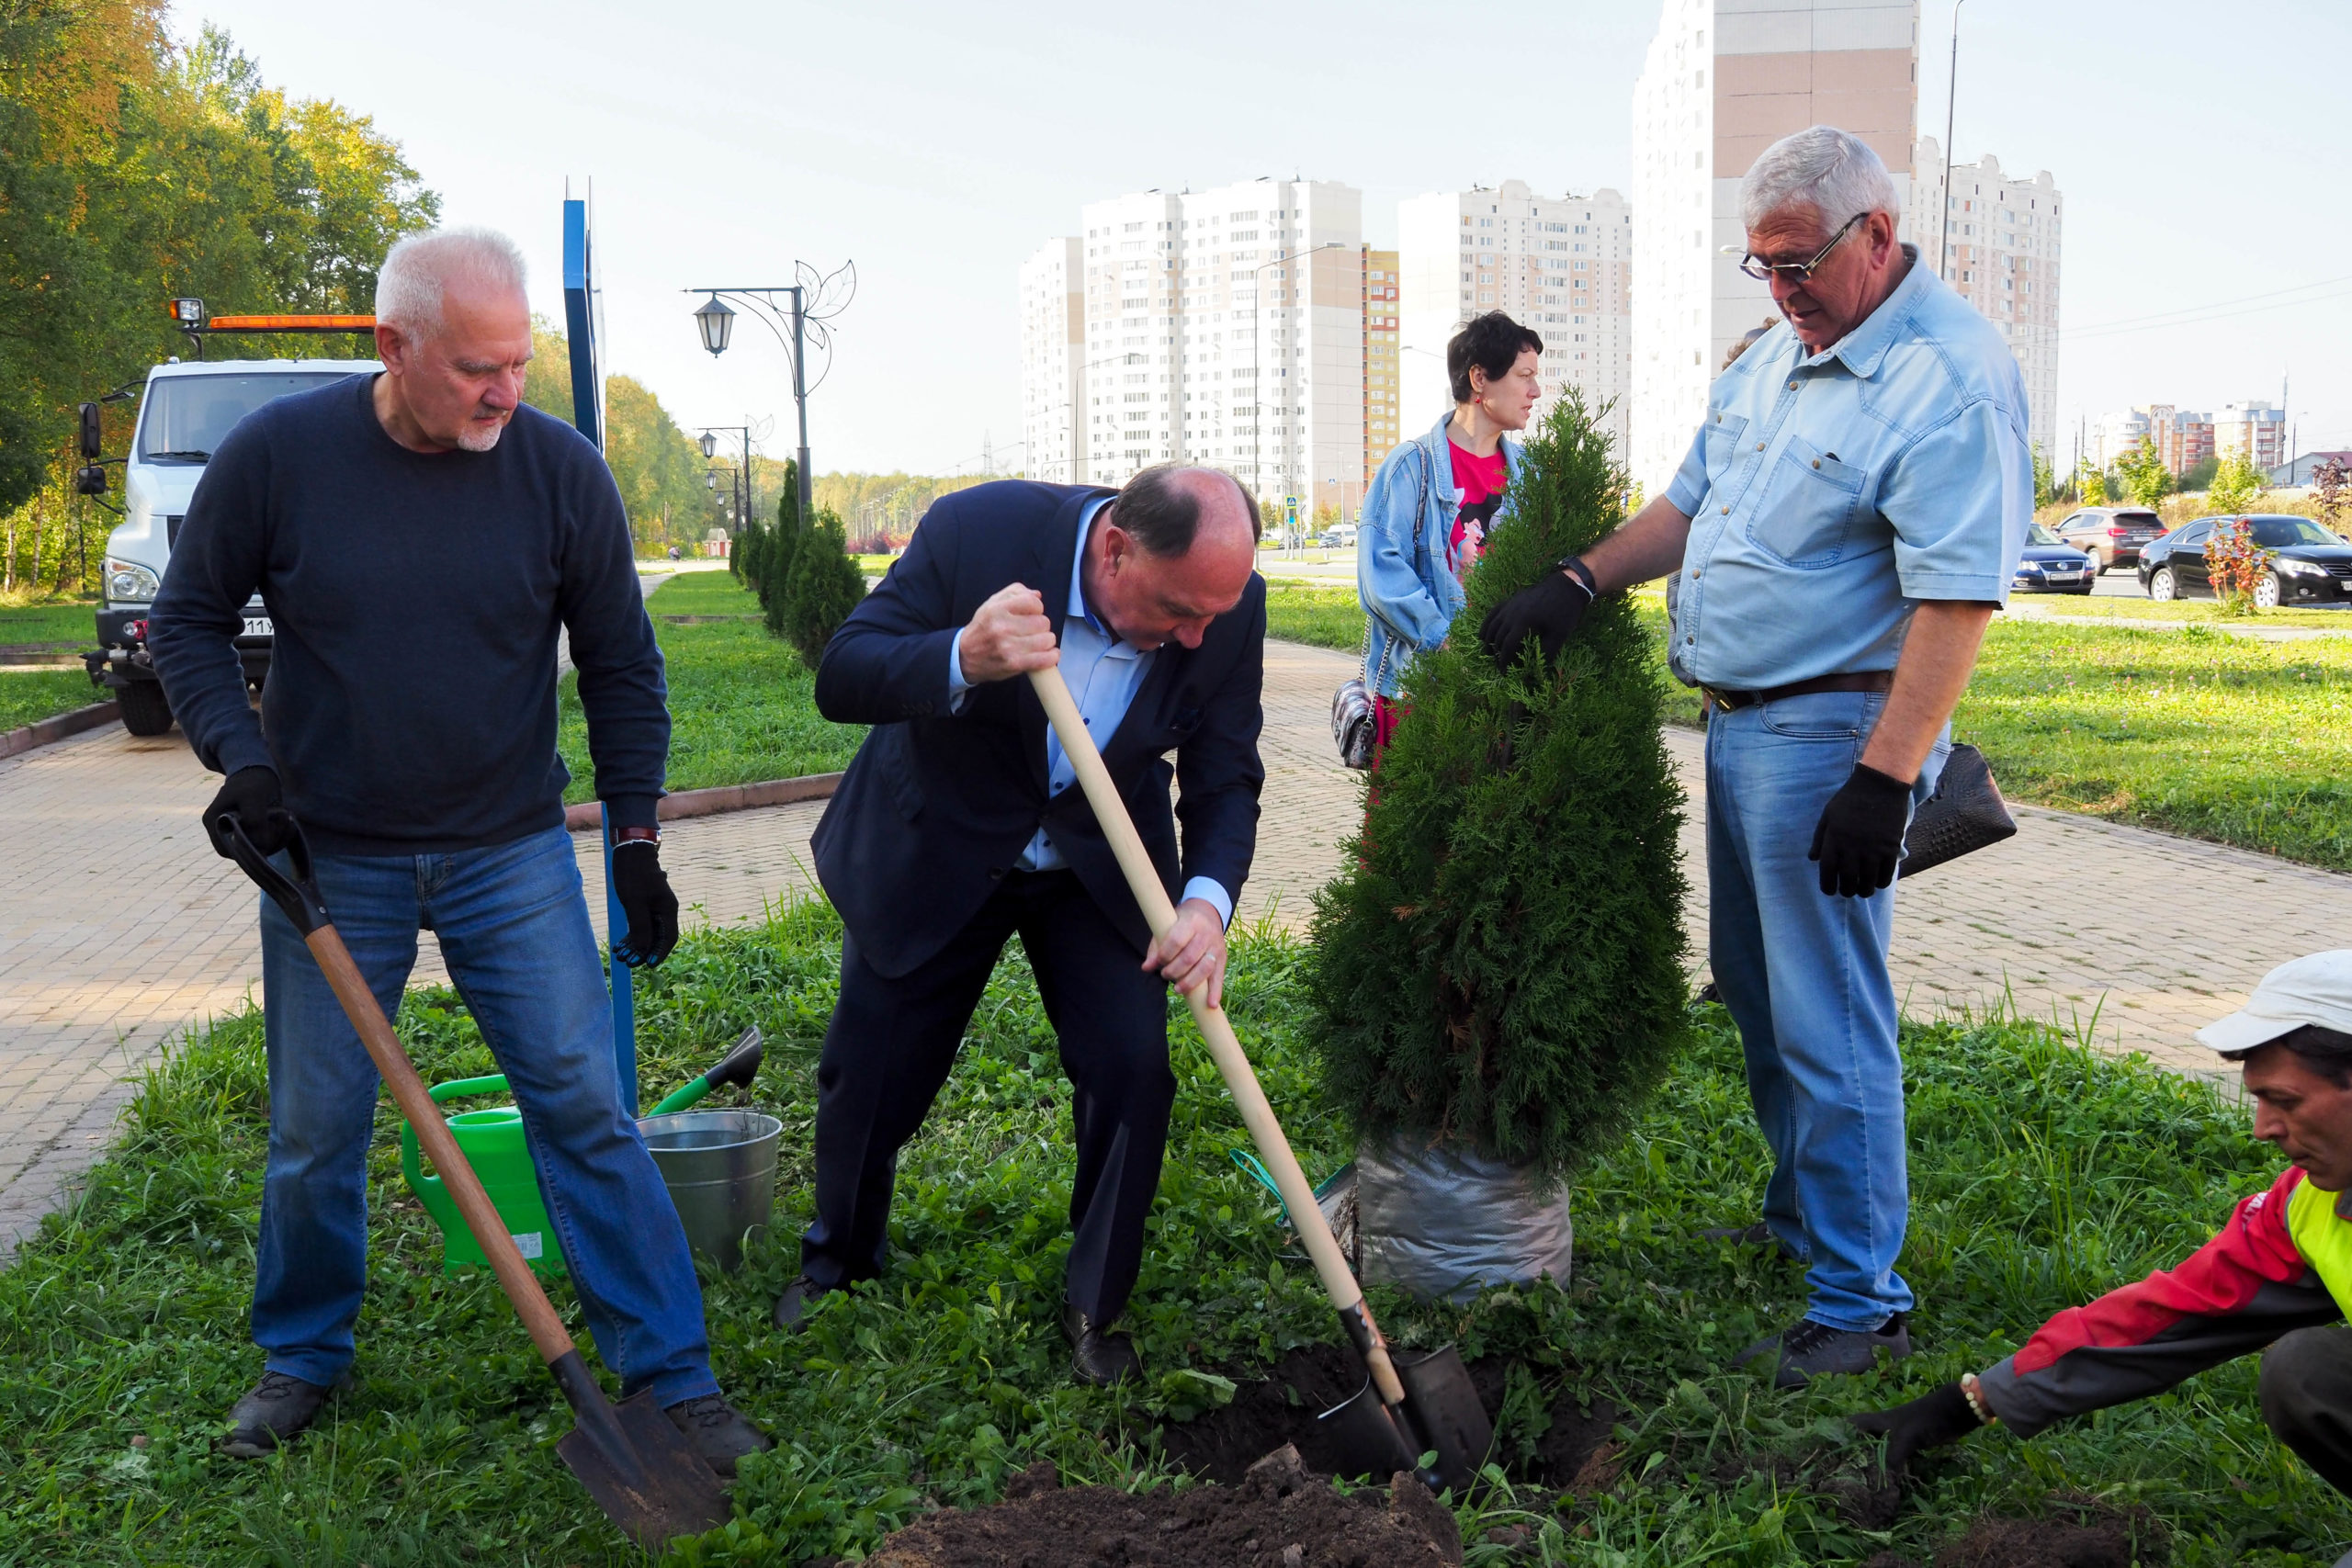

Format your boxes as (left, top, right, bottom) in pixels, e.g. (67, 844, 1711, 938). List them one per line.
(610, 839, 680, 966)
(1808, 762, 1914, 897)
(1478, 563, 1594, 672)
(204, 765, 293, 859)
(1850, 1381, 1984, 1478)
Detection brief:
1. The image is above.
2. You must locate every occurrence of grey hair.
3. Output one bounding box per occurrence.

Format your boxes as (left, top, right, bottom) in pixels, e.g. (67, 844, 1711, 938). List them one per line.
(1739, 126, 1901, 230)
(374, 226, 528, 345)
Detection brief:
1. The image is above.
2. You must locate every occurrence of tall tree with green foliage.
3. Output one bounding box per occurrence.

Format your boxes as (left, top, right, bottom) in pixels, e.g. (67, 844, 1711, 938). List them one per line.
(781, 507, 866, 669)
(1306, 391, 1689, 1179)
(2207, 450, 2267, 516)
(761, 471, 806, 641)
(2, 9, 435, 586)
(2031, 443, 2056, 508)
(2114, 436, 2173, 509)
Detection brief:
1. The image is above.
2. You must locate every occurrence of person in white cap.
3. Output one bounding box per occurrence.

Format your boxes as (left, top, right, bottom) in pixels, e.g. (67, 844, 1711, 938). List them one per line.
(1852, 950, 2352, 1540)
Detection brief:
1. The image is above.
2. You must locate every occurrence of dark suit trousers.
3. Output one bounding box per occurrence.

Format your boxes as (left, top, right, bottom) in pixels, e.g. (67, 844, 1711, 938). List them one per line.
(798, 869, 1175, 1323)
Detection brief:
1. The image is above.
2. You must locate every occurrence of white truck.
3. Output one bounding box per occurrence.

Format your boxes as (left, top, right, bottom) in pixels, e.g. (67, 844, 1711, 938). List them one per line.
(80, 350, 377, 735)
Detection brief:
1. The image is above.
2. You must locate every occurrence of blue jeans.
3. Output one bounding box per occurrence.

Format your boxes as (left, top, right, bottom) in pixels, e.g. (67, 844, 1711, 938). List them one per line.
(1704, 691, 1948, 1332)
(254, 826, 717, 1405)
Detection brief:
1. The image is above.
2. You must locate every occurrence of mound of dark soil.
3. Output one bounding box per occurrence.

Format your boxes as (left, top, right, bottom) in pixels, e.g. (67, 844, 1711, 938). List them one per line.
(1862, 1495, 2169, 1568)
(865, 1449, 1462, 1568)
(1154, 1344, 1619, 1488)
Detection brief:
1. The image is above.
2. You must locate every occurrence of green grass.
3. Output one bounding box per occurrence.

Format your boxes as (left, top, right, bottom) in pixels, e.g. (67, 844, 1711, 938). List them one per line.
(0, 669, 100, 731)
(2025, 592, 2352, 631)
(557, 612, 861, 804)
(3, 907, 2345, 1564)
(1955, 620, 2352, 869)
(1262, 580, 1363, 651)
(0, 601, 97, 649)
(646, 572, 765, 618)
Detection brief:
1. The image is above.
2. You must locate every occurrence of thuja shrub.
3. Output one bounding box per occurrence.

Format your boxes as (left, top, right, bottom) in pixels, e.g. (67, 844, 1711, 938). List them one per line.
(1307, 390, 1690, 1179)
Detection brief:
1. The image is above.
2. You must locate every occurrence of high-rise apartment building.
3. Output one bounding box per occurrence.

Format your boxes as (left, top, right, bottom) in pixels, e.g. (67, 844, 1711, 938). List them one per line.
(1363, 248, 1400, 475)
(1018, 238, 1085, 483)
(1908, 140, 2061, 456)
(1071, 178, 1365, 520)
(1629, 0, 1919, 491)
(2214, 401, 2287, 471)
(1396, 181, 1632, 454)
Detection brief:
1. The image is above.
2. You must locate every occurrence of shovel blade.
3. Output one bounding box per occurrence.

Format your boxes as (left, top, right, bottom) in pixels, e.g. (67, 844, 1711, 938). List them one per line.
(1316, 1376, 1421, 1483)
(1396, 1345, 1494, 1492)
(553, 1382, 729, 1551)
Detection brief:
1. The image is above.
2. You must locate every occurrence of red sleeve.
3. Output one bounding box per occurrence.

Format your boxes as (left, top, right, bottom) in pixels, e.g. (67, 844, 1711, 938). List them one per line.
(2013, 1167, 2312, 1374)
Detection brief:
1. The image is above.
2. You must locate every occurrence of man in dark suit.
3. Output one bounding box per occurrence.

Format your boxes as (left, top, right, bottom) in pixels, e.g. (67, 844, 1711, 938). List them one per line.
(774, 465, 1265, 1383)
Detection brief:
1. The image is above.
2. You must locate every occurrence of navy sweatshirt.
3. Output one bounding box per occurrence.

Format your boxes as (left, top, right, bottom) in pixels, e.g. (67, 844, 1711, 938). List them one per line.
(149, 373, 667, 857)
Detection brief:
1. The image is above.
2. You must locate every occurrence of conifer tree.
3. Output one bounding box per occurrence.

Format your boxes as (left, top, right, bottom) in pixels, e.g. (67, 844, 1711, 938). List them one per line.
(782, 506, 866, 668)
(1308, 390, 1689, 1180)
(763, 466, 806, 641)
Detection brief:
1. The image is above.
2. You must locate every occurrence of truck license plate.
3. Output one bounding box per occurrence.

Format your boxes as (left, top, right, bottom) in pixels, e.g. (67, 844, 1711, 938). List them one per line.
(243, 616, 273, 637)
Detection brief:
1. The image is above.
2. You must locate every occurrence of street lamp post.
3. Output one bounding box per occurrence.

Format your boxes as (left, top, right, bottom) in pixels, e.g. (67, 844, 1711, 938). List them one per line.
(687, 264, 855, 527)
(698, 424, 756, 531)
(1247, 242, 1344, 514)
(1938, 0, 1968, 279)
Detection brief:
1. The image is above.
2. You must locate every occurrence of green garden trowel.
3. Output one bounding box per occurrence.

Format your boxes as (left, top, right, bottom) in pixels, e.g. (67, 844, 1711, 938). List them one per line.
(646, 1028, 764, 1117)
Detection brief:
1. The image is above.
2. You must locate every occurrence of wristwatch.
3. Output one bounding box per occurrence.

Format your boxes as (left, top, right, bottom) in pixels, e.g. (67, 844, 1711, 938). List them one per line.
(1558, 556, 1597, 593)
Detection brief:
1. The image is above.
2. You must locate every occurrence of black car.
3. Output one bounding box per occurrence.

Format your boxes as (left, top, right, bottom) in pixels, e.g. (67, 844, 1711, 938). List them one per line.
(2137, 514, 2352, 608)
(2010, 524, 2098, 594)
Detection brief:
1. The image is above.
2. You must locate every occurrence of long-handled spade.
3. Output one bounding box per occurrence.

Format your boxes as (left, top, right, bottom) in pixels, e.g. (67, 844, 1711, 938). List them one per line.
(219, 813, 729, 1551)
(1025, 667, 1494, 1492)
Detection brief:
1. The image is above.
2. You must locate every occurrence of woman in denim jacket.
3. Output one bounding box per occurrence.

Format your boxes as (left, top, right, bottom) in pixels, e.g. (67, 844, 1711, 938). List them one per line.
(1356, 312, 1544, 753)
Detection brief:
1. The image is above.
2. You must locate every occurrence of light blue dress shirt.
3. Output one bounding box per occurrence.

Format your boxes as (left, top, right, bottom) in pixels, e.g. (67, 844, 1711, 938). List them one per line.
(947, 497, 1235, 927)
(1663, 247, 2033, 692)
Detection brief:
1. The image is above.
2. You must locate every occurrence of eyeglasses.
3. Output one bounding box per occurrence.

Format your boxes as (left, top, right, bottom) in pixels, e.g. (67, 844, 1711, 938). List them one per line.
(1736, 212, 1865, 283)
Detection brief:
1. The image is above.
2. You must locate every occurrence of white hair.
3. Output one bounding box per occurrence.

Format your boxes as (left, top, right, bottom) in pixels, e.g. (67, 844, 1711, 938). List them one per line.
(1739, 126, 1901, 231)
(374, 226, 528, 347)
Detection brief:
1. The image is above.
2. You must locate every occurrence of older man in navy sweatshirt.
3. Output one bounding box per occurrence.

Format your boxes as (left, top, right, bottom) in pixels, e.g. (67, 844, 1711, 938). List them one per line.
(148, 227, 768, 1473)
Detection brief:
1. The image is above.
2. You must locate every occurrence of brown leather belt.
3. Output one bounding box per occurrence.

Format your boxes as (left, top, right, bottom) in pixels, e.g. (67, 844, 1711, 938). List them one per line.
(1701, 670, 1894, 714)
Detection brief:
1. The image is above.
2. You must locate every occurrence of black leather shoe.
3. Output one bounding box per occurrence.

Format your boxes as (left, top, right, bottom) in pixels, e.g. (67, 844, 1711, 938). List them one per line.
(221, 1370, 336, 1458)
(771, 1273, 835, 1331)
(664, 1393, 775, 1480)
(1061, 1301, 1141, 1386)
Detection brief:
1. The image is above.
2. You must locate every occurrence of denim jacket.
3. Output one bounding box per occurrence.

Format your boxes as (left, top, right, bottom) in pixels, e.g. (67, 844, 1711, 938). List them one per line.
(1354, 412, 1523, 697)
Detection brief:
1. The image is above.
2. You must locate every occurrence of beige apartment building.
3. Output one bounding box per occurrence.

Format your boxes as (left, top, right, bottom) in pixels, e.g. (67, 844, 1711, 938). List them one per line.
(1396, 181, 1632, 455)
(2094, 401, 2284, 477)
(1018, 238, 1086, 484)
(1908, 139, 2061, 456)
(1364, 248, 1400, 479)
(1630, 0, 1919, 492)
(1046, 179, 1364, 524)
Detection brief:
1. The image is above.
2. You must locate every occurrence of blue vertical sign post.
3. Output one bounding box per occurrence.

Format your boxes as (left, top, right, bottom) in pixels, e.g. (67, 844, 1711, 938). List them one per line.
(563, 184, 638, 1116)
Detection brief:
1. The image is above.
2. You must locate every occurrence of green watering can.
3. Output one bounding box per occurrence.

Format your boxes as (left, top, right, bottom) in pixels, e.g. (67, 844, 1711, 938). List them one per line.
(399, 1030, 765, 1277)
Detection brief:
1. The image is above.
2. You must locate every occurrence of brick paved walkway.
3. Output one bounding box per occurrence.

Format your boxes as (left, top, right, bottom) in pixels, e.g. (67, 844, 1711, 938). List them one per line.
(8, 628, 2348, 1257)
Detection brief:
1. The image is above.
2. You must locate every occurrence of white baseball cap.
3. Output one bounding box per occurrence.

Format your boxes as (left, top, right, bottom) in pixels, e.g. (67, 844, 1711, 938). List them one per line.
(2197, 951, 2352, 1055)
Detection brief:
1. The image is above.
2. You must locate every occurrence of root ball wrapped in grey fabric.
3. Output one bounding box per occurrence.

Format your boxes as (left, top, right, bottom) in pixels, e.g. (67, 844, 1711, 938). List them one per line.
(1355, 1138, 1573, 1303)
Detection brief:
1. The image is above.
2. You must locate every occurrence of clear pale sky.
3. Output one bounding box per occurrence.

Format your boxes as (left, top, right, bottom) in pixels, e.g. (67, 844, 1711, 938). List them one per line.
(186, 0, 2352, 475)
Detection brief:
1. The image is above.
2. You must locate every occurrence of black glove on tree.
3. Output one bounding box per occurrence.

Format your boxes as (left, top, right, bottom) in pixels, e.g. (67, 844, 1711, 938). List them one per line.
(204, 765, 293, 859)
(610, 839, 680, 966)
(1478, 564, 1594, 672)
(1850, 1381, 1984, 1477)
(1808, 762, 1914, 897)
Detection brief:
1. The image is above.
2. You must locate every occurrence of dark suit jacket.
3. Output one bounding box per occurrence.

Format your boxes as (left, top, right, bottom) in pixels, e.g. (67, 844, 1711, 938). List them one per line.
(810, 480, 1266, 979)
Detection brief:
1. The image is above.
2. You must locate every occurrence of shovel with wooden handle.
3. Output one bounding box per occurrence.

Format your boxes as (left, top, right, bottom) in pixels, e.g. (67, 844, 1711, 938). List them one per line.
(217, 812, 729, 1551)
(1025, 666, 1494, 1492)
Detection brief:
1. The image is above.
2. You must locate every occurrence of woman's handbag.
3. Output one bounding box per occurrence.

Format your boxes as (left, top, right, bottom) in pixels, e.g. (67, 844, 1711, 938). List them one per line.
(1898, 743, 2017, 876)
(1332, 448, 1432, 770)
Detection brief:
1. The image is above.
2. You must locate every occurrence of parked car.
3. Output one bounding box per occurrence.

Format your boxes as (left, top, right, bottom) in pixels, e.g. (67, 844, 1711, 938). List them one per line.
(2137, 513, 2352, 607)
(2010, 524, 2097, 594)
(2052, 506, 2165, 571)
(1319, 523, 1359, 549)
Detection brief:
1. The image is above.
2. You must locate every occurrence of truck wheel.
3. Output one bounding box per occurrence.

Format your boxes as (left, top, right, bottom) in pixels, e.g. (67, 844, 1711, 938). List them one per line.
(117, 679, 175, 737)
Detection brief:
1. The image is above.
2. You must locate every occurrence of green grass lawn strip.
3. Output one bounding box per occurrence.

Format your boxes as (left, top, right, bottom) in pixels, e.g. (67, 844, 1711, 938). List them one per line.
(644, 571, 765, 617)
(0, 669, 103, 732)
(2, 907, 2344, 1563)
(2024, 594, 2352, 631)
(559, 598, 862, 804)
(0, 601, 99, 649)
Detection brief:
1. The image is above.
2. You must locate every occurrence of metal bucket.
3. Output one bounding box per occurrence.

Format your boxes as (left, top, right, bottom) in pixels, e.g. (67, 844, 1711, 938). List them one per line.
(637, 1109, 782, 1272)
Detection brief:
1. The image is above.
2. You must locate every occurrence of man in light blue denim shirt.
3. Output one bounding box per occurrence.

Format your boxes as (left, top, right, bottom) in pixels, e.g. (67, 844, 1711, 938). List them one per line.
(1482, 127, 2031, 1387)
